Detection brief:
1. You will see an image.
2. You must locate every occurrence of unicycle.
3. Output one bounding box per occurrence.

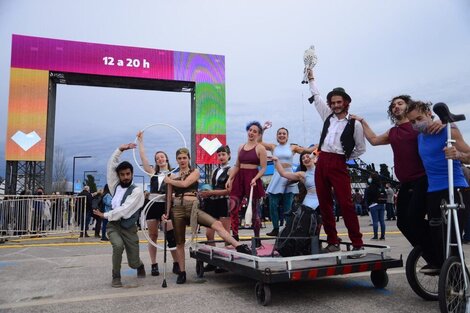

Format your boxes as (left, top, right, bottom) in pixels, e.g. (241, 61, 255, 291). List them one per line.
(433, 102, 469, 313)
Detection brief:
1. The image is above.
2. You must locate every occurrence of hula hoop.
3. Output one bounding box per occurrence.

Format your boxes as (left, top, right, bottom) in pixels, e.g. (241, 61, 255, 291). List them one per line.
(132, 123, 187, 178)
(140, 196, 177, 251)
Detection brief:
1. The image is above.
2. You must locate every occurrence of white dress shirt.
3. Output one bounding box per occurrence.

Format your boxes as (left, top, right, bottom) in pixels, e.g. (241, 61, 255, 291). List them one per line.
(104, 149, 144, 221)
(309, 80, 366, 159)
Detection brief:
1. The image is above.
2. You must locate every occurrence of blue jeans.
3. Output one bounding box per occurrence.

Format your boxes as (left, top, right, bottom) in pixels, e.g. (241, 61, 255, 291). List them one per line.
(354, 203, 362, 215)
(370, 204, 386, 238)
(268, 193, 294, 229)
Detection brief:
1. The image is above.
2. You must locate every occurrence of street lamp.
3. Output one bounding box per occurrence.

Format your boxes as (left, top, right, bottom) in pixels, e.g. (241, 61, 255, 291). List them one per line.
(134, 175, 145, 192)
(72, 156, 92, 194)
(83, 170, 98, 183)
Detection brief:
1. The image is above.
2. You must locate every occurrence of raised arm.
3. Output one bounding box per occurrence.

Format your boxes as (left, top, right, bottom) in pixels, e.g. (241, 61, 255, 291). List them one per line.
(351, 115, 390, 146)
(107, 143, 137, 195)
(136, 131, 156, 175)
(307, 70, 331, 121)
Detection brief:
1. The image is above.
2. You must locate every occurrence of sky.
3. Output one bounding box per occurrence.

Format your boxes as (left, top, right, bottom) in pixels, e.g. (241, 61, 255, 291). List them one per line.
(1, 0, 470, 187)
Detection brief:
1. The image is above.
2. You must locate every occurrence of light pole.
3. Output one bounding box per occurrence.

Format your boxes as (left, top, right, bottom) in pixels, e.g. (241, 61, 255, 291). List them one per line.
(72, 156, 92, 194)
(134, 175, 145, 192)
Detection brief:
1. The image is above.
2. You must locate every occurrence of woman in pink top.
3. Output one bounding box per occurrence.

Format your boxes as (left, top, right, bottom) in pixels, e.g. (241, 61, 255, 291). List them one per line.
(226, 121, 267, 246)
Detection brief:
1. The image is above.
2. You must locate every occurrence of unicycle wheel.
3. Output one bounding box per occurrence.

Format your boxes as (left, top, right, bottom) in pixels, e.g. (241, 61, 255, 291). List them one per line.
(405, 246, 439, 301)
(438, 256, 468, 313)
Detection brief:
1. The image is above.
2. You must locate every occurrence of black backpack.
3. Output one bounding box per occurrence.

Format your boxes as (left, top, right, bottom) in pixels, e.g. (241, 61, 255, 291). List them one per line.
(274, 204, 321, 257)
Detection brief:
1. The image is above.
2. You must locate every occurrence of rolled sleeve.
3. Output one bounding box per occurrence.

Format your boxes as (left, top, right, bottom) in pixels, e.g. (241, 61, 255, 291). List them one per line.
(350, 120, 366, 159)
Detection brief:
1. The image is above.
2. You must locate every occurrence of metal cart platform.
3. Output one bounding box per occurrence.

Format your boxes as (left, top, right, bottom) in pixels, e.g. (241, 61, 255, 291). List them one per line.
(190, 238, 403, 306)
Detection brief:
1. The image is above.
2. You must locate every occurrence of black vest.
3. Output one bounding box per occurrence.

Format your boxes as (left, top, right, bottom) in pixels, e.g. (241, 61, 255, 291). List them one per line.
(318, 113, 356, 159)
(211, 166, 230, 190)
(112, 184, 139, 229)
(150, 175, 167, 194)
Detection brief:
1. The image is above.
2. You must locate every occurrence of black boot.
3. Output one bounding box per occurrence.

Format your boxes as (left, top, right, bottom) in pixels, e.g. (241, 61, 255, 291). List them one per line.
(266, 228, 279, 237)
(151, 263, 159, 276)
(137, 264, 146, 278)
(236, 244, 252, 255)
(112, 270, 122, 288)
(172, 262, 180, 274)
(176, 271, 186, 284)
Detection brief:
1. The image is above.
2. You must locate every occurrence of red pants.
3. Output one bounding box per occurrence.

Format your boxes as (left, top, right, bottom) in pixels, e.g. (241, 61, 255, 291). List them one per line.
(315, 152, 363, 247)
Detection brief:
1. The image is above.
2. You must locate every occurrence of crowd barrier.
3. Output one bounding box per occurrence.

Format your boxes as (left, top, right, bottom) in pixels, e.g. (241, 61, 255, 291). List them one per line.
(0, 195, 87, 240)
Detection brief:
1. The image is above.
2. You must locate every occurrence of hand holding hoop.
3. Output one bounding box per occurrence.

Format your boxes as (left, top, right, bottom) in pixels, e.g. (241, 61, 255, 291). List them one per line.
(132, 123, 187, 178)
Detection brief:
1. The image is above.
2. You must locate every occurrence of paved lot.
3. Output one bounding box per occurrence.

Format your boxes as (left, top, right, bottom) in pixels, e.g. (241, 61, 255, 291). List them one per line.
(0, 216, 466, 313)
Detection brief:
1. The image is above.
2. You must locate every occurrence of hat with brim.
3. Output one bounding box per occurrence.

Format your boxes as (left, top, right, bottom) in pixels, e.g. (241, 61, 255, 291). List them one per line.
(327, 87, 352, 103)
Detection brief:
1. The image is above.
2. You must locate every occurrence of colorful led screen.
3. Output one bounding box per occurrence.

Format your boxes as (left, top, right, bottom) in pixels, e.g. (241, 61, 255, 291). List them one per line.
(6, 34, 226, 164)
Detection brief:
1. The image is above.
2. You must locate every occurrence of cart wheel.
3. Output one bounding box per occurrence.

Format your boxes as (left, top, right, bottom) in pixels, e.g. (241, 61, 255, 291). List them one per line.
(371, 270, 389, 289)
(405, 246, 439, 301)
(438, 256, 468, 313)
(196, 261, 204, 278)
(255, 282, 271, 306)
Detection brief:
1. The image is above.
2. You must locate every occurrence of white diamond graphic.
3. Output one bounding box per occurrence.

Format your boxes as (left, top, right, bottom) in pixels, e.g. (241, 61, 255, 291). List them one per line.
(11, 131, 42, 151)
(199, 137, 222, 156)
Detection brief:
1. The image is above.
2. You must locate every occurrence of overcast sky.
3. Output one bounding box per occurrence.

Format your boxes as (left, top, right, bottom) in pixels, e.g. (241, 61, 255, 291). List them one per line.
(1, 0, 470, 187)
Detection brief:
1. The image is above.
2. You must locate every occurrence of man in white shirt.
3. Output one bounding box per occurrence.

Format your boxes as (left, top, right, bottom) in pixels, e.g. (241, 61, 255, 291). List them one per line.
(307, 70, 366, 258)
(93, 143, 145, 287)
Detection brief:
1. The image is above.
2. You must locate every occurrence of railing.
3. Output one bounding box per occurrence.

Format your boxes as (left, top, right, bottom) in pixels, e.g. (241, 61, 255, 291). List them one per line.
(0, 195, 87, 240)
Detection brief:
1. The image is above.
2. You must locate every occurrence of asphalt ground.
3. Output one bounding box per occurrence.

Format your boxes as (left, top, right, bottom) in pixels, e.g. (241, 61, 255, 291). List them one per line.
(0, 215, 468, 313)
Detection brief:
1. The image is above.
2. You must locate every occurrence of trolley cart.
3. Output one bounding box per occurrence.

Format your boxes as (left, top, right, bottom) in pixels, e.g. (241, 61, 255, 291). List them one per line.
(190, 238, 403, 306)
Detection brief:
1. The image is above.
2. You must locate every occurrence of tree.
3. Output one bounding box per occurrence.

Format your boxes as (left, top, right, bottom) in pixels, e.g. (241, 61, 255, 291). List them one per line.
(379, 164, 392, 180)
(53, 146, 68, 194)
(84, 174, 97, 193)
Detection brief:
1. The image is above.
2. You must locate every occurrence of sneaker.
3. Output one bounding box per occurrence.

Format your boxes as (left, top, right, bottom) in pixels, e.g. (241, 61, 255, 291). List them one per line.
(214, 267, 228, 274)
(176, 271, 186, 284)
(379, 237, 385, 240)
(348, 247, 366, 259)
(322, 243, 340, 253)
(101, 237, 109, 241)
(419, 264, 440, 275)
(236, 244, 252, 255)
(266, 228, 279, 237)
(111, 271, 122, 288)
(203, 264, 217, 272)
(172, 262, 180, 274)
(136, 264, 146, 278)
(151, 263, 159, 276)
(371, 237, 378, 240)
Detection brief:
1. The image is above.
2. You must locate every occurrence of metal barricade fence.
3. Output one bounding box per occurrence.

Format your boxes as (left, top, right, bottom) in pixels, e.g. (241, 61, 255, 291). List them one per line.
(0, 195, 87, 240)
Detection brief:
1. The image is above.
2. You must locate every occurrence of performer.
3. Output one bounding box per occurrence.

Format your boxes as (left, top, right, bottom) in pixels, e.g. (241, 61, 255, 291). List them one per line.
(272, 150, 320, 212)
(93, 143, 145, 288)
(136, 131, 179, 276)
(353, 95, 443, 271)
(306, 69, 366, 257)
(260, 124, 316, 236)
(406, 100, 470, 272)
(198, 145, 232, 272)
(164, 147, 252, 284)
(226, 121, 268, 247)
